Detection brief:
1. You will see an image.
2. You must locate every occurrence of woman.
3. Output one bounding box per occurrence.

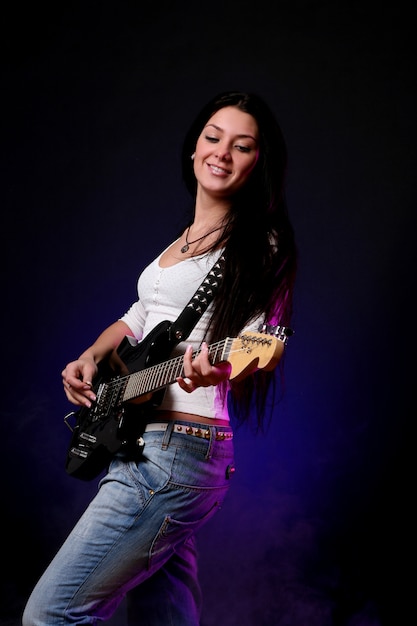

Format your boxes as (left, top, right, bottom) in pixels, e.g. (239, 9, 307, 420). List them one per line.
(23, 91, 297, 625)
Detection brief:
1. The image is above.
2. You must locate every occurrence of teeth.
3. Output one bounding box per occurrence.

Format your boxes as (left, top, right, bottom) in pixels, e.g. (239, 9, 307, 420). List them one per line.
(211, 165, 226, 174)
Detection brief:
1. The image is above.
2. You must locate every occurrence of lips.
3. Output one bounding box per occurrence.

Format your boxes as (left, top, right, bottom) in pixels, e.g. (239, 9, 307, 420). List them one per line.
(208, 163, 231, 175)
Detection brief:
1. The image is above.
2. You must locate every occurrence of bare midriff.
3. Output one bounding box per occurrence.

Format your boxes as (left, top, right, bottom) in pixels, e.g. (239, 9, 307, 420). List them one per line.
(152, 410, 231, 427)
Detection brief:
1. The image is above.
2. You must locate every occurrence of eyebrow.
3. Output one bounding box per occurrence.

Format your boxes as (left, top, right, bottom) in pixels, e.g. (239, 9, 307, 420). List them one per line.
(205, 123, 257, 142)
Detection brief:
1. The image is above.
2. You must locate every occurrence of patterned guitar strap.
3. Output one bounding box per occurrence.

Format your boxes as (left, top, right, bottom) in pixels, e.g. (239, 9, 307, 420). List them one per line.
(169, 253, 225, 343)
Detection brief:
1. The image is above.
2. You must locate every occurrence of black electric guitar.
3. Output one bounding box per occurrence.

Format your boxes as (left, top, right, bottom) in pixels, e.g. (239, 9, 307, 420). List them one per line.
(64, 321, 293, 481)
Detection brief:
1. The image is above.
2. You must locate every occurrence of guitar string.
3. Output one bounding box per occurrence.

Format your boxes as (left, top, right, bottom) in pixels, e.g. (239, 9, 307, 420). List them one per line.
(105, 338, 276, 397)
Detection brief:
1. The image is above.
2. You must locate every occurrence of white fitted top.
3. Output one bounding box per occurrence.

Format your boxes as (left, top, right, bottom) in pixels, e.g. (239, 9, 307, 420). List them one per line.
(119, 246, 263, 420)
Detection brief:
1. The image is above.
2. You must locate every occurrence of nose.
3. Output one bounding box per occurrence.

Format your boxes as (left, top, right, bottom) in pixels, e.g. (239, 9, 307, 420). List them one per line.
(215, 147, 231, 161)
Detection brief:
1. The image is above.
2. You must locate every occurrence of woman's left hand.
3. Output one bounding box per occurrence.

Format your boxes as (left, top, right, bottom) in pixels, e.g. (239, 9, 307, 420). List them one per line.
(176, 342, 231, 393)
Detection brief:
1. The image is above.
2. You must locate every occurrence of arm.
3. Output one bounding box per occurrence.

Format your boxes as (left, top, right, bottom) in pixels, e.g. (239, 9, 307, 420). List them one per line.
(61, 320, 134, 408)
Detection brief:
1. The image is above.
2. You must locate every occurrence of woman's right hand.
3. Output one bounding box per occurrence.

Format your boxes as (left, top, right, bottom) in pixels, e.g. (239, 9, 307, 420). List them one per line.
(61, 357, 98, 407)
(60, 321, 135, 408)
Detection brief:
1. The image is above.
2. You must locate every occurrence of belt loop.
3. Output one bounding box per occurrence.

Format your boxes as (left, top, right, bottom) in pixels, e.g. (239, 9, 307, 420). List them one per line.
(205, 426, 216, 460)
(161, 421, 174, 450)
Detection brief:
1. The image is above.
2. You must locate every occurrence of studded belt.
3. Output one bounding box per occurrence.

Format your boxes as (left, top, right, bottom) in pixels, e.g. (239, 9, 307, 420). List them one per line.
(144, 422, 233, 441)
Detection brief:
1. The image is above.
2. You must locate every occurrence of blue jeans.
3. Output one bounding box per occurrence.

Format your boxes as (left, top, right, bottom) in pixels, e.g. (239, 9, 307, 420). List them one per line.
(22, 421, 235, 625)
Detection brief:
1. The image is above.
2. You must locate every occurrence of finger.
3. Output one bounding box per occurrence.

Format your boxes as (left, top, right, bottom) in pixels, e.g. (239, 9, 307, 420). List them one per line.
(63, 378, 95, 406)
(65, 388, 93, 408)
(195, 342, 212, 376)
(176, 376, 197, 394)
(63, 378, 93, 392)
(184, 344, 193, 362)
(182, 345, 194, 377)
(63, 384, 82, 406)
(184, 377, 197, 392)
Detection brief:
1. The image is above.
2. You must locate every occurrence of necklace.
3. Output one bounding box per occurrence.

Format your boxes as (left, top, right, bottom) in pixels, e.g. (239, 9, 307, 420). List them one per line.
(180, 224, 223, 253)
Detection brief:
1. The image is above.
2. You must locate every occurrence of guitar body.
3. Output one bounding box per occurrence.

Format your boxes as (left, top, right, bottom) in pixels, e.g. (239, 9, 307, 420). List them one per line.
(65, 320, 177, 481)
(64, 323, 293, 481)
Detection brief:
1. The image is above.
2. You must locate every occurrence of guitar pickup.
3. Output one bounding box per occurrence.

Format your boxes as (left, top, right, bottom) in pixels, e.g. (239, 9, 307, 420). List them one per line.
(79, 432, 97, 444)
(69, 447, 89, 459)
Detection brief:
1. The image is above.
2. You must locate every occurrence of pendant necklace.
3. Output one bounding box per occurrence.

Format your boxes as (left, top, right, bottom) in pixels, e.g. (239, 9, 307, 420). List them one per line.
(180, 224, 223, 254)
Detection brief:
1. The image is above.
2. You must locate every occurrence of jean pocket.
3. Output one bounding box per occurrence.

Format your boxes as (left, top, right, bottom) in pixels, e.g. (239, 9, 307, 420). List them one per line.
(148, 498, 223, 570)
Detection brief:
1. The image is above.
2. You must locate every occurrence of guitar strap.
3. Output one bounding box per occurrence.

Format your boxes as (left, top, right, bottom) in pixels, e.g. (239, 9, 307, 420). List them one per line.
(169, 253, 225, 343)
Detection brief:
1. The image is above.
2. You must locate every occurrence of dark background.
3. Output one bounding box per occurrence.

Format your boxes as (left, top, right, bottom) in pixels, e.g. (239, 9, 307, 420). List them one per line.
(1, 2, 415, 625)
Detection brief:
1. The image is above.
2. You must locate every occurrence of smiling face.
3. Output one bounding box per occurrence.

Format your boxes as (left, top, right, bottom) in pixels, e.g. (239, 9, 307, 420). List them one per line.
(193, 106, 260, 200)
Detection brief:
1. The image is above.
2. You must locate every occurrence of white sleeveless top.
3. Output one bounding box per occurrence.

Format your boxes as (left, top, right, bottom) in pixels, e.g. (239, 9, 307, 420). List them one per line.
(120, 245, 264, 420)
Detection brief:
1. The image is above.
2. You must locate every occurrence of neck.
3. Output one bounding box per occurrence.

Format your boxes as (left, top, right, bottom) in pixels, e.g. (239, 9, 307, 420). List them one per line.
(188, 220, 223, 236)
(193, 190, 231, 228)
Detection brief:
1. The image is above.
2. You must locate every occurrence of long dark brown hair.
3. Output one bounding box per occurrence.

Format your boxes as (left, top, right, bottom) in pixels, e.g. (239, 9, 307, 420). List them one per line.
(181, 91, 297, 430)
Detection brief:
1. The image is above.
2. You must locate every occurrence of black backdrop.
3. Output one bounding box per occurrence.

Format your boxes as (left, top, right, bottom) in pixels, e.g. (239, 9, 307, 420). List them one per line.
(2, 2, 415, 625)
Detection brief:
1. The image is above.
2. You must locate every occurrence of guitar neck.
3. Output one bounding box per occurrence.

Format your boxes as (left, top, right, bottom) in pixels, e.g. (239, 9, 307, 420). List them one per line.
(122, 338, 232, 402)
